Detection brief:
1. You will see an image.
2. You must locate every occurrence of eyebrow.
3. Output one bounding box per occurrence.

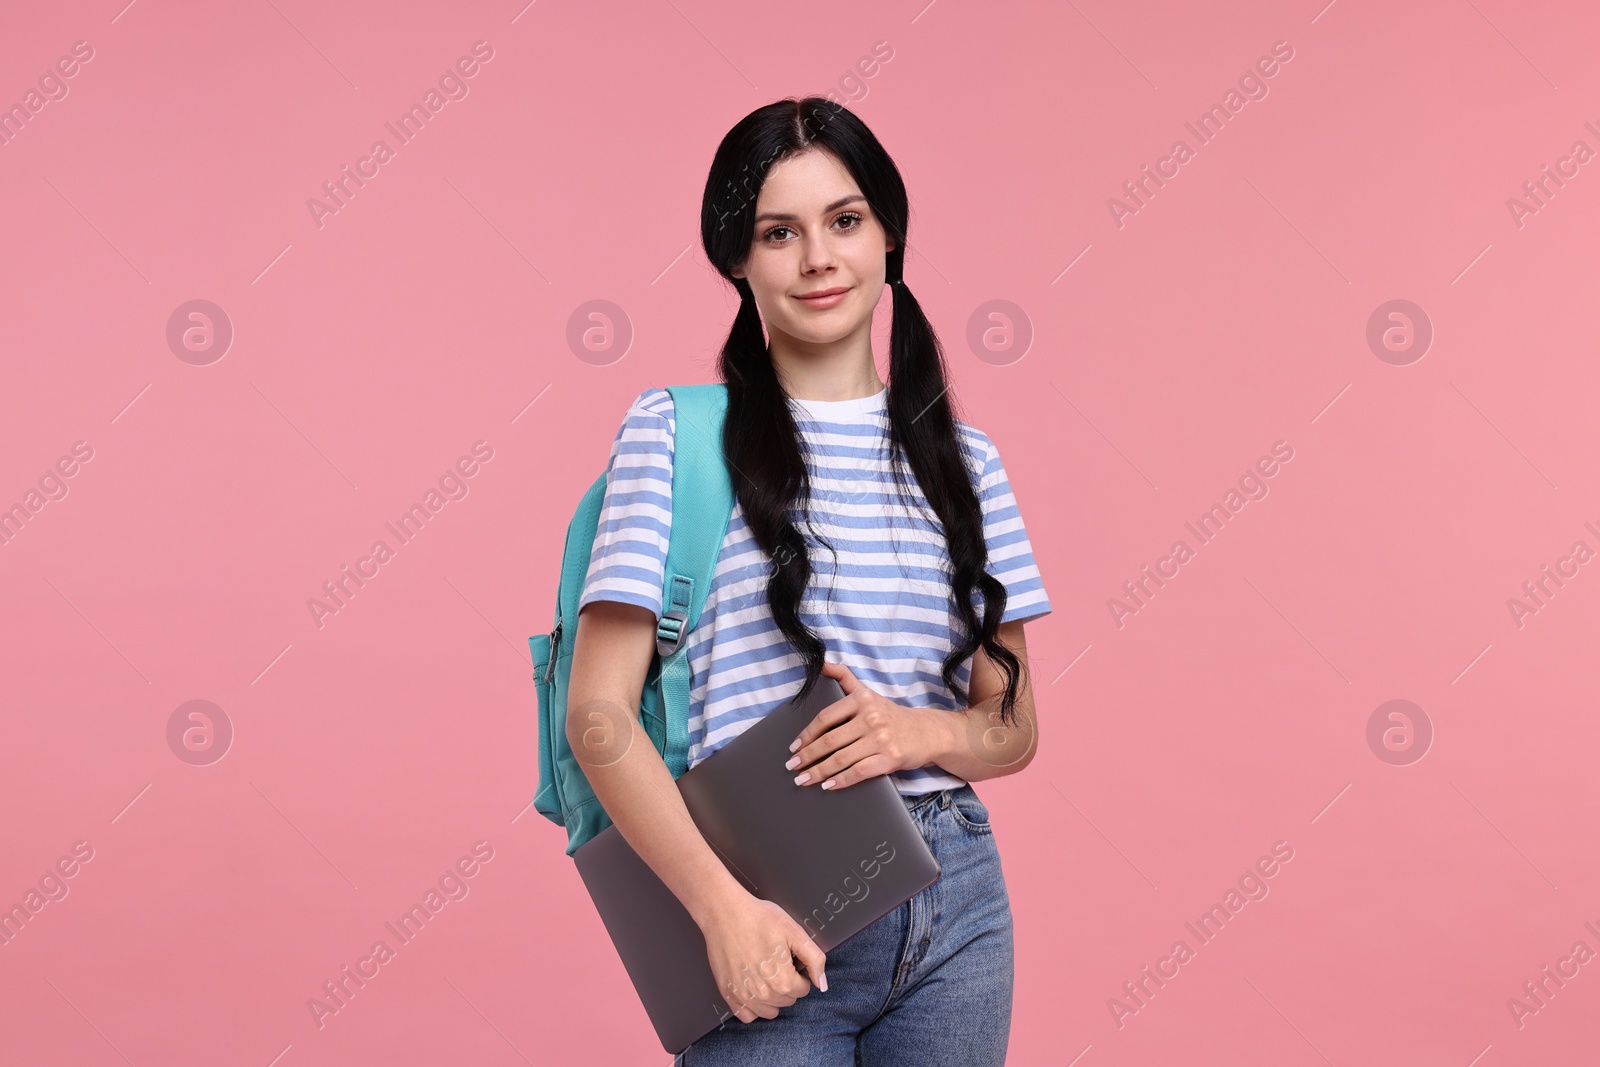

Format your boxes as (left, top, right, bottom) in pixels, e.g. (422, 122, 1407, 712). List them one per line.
(752, 195, 866, 225)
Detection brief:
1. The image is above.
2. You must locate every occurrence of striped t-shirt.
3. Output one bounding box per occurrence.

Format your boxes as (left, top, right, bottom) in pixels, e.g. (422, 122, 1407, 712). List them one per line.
(577, 385, 1052, 795)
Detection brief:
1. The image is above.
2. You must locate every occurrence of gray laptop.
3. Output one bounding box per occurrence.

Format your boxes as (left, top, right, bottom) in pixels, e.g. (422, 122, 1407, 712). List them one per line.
(572, 674, 942, 1054)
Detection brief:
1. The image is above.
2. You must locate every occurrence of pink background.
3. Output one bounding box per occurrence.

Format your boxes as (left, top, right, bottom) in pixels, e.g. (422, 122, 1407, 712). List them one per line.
(3, 1, 1599, 1064)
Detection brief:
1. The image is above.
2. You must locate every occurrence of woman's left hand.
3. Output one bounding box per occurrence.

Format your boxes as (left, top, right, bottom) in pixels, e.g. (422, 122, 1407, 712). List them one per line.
(784, 660, 950, 790)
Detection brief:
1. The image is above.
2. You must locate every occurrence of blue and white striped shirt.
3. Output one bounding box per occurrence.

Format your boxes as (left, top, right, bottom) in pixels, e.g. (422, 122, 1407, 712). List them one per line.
(577, 385, 1052, 794)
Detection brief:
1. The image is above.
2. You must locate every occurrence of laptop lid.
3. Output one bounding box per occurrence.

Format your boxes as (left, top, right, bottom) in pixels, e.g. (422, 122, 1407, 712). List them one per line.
(572, 674, 942, 1054)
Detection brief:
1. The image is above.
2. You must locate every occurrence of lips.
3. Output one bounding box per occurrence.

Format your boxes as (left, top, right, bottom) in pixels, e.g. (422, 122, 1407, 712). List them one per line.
(794, 286, 851, 308)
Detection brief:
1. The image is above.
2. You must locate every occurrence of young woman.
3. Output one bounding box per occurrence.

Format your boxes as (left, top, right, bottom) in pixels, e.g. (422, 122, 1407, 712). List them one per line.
(566, 97, 1053, 1066)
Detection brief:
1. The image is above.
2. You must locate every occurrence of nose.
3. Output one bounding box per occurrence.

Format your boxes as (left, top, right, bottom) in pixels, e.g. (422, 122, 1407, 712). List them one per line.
(799, 231, 839, 275)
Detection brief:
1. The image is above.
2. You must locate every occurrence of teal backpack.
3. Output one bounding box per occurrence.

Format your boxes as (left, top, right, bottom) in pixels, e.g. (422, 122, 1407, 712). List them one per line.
(529, 384, 736, 857)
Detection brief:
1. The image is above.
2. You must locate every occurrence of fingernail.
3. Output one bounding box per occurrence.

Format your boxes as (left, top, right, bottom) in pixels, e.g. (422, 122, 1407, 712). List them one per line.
(794, 772, 810, 785)
(784, 756, 799, 770)
(789, 737, 801, 753)
(818, 973, 828, 992)
(820, 779, 835, 790)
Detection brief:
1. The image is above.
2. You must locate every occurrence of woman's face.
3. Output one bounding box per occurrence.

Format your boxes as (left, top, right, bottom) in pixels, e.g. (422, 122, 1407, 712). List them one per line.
(731, 147, 896, 348)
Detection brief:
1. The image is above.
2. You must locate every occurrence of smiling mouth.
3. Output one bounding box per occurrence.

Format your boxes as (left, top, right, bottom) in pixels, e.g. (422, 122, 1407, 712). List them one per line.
(794, 287, 851, 304)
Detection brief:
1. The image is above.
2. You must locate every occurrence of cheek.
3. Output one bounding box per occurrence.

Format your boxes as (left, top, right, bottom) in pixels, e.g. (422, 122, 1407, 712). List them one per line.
(745, 258, 794, 313)
(843, 248, 884, 283)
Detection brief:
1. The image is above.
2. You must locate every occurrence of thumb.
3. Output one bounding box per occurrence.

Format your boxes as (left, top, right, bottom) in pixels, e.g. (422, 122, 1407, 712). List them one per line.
(791, 930, 828, 993)
(821, 658, 857, 695)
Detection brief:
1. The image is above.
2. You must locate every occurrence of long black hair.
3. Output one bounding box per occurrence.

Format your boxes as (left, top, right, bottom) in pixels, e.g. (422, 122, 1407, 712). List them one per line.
(699, 97, 1027, 728)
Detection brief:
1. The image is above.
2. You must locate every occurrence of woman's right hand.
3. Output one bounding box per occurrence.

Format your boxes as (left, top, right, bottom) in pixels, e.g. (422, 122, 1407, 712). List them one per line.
(698, 889, 828, 1023)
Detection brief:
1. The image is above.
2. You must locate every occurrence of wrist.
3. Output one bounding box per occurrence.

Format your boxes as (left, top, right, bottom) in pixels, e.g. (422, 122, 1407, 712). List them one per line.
(685, 865, 752, 928)
(912, 698, 1021, 783)
(912, 705, 965, 769)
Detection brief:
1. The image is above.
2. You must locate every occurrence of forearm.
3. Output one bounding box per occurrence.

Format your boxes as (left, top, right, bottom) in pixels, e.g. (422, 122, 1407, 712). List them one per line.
(573, 712, 751, 929)
(916, 690, 1037, 783)
(566, 602, 750, 930)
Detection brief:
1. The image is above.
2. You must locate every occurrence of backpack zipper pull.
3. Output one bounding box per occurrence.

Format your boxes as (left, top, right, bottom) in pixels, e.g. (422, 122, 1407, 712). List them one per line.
(544, 619, 563, 686)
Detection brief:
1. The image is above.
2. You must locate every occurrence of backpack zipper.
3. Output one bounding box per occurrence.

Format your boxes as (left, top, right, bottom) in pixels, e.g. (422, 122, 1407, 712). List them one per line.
(544, 618, 562, 686)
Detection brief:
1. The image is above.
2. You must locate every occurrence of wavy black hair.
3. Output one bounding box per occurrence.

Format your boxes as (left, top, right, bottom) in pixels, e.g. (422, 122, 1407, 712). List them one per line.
(698, 97, 1026, 728)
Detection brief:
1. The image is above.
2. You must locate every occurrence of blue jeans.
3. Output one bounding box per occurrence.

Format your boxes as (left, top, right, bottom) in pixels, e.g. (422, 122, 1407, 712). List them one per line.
(673, 783, 1014, 1066)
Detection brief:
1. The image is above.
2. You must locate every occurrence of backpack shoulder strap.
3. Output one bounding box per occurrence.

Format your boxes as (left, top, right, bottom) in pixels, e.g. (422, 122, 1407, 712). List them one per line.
(656, 383, 734, 777)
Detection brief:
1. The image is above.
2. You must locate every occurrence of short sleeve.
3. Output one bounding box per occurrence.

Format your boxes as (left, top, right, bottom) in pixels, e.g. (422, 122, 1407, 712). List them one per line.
(976, 435, 1053, 625)
(577, 388, 677, 620)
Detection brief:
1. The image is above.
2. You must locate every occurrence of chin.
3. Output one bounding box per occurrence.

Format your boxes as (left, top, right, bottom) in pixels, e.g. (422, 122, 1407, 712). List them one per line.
(787, 321, 859, 345)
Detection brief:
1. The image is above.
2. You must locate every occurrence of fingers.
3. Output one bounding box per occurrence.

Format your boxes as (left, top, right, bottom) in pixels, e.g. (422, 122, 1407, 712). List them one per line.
(789, 691, 857, 759)
(718, 937, 807, 1023)
(756, 938, 803, 1002)
(731, 998, 757, 1024)
(721, 979, 759, 1024)
(722, 978, 780, 1023)
(788, 717, 863, 782)
(796, 738, 891, 791)
(794, 937, 828, 994)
